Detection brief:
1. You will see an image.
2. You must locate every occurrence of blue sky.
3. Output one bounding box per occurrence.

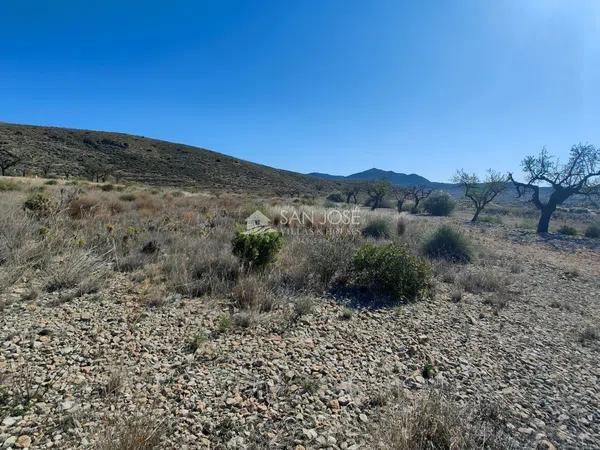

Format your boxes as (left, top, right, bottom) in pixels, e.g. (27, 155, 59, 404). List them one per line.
(1, 1, 599, 182)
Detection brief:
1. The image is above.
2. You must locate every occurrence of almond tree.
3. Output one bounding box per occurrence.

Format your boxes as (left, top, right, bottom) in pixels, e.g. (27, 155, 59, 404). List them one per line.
(409, 186, 432, 213)
(454, 169, 506, 222)
(342, 183, 361, 204)
(509, 144, 600, 233)
(392, 186, 412, 212)
(366, 180, 390, 210)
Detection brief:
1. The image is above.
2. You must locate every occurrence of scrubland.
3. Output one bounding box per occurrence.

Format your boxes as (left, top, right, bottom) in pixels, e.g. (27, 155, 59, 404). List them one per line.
(0, 177, 599, 449)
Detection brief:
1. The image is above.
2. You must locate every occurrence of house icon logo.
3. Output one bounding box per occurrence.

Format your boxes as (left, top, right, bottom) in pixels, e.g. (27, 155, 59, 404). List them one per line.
(245, 210, 272, 231)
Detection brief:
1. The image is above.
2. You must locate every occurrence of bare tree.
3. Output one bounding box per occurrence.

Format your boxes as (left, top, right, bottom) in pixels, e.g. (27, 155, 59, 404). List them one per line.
(409, 186, 432, 213)
(509, 144, 600, 233)
(342, 183, 361, 204)
(0, 148, 22, 176)
(454, 169, 506, 222)
(392, 186, 412, 212)
(366, 180, 391, 210)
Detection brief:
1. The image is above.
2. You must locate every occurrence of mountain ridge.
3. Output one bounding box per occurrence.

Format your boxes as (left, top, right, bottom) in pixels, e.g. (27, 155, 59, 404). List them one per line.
(0, 122, 340, 195)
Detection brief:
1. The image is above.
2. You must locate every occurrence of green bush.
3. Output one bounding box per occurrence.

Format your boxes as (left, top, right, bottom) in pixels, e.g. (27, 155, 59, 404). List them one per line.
(100, 183, 115, 192)
(557, 225, 577, 236)
(23, 192, 56, 217)
(352, 243, 430, 301)
(326, 192, 344, 203)
(584, 223, 600, 239)
(44, 179, 58, 185)
(362, 217, 393, 239)
(423, 192, 455, 216)
(232, 230, 283, 269)
(423, 225, 472, 263)
(0, 179, 19, 191)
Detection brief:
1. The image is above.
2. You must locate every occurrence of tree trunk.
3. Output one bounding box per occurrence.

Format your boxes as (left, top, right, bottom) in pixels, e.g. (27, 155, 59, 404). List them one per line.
(471, 207, 482, 222)
(397, 200, 404, 213)
(537, 204, 556, 233)
(0, 167, 4, 176)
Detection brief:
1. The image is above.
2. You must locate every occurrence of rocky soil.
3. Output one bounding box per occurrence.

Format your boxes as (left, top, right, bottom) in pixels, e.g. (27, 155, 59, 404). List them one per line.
(1, 226, 599, 449)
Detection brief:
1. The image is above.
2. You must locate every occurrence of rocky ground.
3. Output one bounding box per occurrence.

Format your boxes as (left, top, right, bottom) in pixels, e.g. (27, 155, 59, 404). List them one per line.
(1, 225, 599, 449)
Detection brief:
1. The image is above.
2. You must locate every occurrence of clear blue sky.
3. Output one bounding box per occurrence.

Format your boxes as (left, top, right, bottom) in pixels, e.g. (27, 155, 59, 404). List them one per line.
(1, 1, 599, 182)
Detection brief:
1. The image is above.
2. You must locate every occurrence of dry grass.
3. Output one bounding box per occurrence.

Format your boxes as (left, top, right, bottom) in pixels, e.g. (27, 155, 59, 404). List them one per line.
(94, 417, 164, 450)
(374, 390, 516, 450)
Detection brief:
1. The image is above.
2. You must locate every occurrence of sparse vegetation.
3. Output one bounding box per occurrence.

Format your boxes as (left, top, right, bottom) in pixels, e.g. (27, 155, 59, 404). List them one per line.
(362, 217, 393, 239)
(422, 191, 455, 216)
(584, 223, 600, 238)
(423, 226, 472, 263)
(352, 243, 430, 301)
(374, 391, 515, 450)
(231, 229, 283, 269)
(557, 224, 578, 236)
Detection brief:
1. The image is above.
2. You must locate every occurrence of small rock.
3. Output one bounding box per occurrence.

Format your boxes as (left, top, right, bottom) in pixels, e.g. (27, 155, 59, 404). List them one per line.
(1, 417, 19, 427)
(16, 435, 32, 448)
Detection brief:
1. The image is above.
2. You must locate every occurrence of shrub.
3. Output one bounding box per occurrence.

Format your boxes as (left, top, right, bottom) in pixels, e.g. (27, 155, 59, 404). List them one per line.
(557, 225, 577, 236)
(326, 192, 344, 203)
(163, 237, 240, 297)
(396, 218, 407, 236)
(271, 235, 357, 292)
(362, 217, 393, 239)
(352, 243, 430, 301)
(68, 196, 99, 219)
(232, 230, 282, 269)
(456, 268, 504, 294)
(23, 192, 56, 217)
(44, 248, 107, 293)
(374, 391, 515, 450)
(0, 179, 19, 191)
(423, 226, 472, 263)
(422, 192, 455, 216)
(100, 183, 115, 192)
(584, 223, 600, 239)
(44, 179, 58, 185)
(231, 275, 274, 312)
(95, 416, 163, 450)
(119, 193, 136, 202)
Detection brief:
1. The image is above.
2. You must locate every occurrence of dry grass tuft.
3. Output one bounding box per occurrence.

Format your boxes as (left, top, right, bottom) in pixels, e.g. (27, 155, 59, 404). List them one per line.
(374, 390, 515, 450)
(94, 416, 164, 450)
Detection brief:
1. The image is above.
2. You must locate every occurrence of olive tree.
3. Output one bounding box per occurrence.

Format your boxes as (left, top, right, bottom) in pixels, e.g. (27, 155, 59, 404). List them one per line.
(454, 169, 506, 222)
(509, 144, 600, 233)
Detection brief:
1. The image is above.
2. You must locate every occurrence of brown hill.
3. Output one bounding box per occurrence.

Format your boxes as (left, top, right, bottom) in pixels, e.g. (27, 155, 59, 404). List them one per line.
(0, 123, 339, 195)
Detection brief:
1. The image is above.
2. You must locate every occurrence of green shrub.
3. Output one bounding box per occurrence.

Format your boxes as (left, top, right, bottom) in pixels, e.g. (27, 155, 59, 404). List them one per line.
(100, 183, 115, 192)
(422, 192, 455, 216)
(352, 243, 430, 301)
(584, 223, 600, 239)
(396, 218, 407, 236)
(479, 215, 503, 224)
(362, 217, 393, 239)
(326, 192, 344, 203)
(423, 226, 472, 263)
(119, 193, 136, 202)
(44, 179, 58, 185)
(232, 229, 283, 269)
(23, 192, 56, 217)
(0, 179, 19, 191)
(557, 225, 577, 236)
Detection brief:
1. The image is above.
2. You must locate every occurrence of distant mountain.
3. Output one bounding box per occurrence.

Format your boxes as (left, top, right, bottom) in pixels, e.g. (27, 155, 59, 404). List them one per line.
(308, 168, 442, 188)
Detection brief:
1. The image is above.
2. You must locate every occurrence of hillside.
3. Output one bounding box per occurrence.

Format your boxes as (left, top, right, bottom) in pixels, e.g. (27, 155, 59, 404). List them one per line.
(0, 123, 340, 194)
